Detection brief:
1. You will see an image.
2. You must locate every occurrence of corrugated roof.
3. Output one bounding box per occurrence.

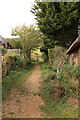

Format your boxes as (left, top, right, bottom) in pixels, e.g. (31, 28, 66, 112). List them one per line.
(0, 35, 8, 45)
(66, 36, 80, 54)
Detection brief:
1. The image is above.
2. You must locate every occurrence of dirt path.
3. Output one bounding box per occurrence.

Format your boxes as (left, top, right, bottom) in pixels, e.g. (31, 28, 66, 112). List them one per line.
(2, 64, 45, 118)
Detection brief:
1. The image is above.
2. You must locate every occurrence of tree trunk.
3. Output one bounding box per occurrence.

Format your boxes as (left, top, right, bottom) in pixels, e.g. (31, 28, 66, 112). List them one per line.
(44, 49, 49, 63)
(24, 50, 31, 65)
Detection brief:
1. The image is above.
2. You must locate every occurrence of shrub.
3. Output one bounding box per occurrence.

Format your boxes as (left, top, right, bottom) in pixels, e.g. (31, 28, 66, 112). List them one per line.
(31, 58, 38, 63)
(4, 53, 18, 61)
(13, 55, 24, 68)
(48, 46, 68, 65)
(0, 48, 6, 55)
(4, 53, 25, 69)
(41, 63, 79, 100)
(40, 63, 78, 117)
(40, 45, 79, 117)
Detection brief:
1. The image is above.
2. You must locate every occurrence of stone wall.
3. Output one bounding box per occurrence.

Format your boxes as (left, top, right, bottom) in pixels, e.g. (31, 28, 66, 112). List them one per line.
(7, 49, 21, 55)
(2, 49, 22, 79)
(2, 56, 14, 79)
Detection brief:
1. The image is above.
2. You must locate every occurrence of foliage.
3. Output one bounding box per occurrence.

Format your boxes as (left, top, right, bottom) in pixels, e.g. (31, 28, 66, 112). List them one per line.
(2, 64, 34, 100)
(48, 46, 68, 65)
(0, 48, 6, 55)
(13, 56, 25, 69)
(39, 45, 79, 118)
(31, 48, 42, 56)
(4, 53, 24, 68)
(11, 25, 41, 64)
(6, 38, 22, 49)
(4, 53, 18, 60)
(32, 2, 79, 48)
(31, 58, 38, 63)
(40, 63, 79, 118)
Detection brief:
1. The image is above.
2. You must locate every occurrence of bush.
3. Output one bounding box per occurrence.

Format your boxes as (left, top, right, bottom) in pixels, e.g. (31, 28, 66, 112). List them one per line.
(13, 55, 24, 68)
(0, 48, 6, 55)
(4, 53, 25, 69)
(40, 63, 78, 117)
(2, 64, 34, 100)
(4, 53, 18, 61)
(41, 63, 79, 99)
(40, 45, 79, 117)
(31, 58, 38, 63)
(48, 46, 68, 65)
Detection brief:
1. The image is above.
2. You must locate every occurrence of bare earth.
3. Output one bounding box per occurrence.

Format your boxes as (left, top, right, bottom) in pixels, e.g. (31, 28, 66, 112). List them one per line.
(2, 64, 45, 118)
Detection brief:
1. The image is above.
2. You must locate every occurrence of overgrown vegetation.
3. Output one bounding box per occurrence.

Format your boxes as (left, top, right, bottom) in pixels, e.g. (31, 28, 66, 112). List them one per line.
(31, 2, 80, 63)
(2, 54, 34, 100)
(11, 25, 42, 64)
(39, 46, 79, 118)
(2, 2, 79, 117)
(3, 53, 25, 68)
(40, 63, 79, 118)
(32, 2, 79, 48)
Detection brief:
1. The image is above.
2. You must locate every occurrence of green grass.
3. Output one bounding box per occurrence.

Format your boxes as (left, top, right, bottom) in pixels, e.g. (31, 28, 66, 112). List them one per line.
(40, 97, 78, 118)
(16, 100, 21, 102)
(31, 58, 39, 63)
(8, 112, 15, 115)
(2, 64, 34, 100)
(40, 63, 78, 118)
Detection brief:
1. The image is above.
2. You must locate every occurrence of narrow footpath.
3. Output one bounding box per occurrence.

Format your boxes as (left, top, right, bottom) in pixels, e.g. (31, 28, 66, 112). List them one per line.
(2, 64, 45, 118)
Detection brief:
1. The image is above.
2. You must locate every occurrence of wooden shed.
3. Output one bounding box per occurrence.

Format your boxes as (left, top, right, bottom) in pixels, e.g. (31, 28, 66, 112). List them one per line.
(66, 36, 80, 66)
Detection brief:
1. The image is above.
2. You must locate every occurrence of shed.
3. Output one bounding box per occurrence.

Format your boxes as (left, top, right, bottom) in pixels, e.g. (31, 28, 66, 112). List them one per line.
(66, 36, 80, 66)
(0, 35, 12, 49)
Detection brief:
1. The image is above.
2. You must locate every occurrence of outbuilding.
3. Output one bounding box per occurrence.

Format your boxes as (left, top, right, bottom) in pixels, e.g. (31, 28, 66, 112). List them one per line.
(66, 36, 80, 66)
(0, 35, 11, 49)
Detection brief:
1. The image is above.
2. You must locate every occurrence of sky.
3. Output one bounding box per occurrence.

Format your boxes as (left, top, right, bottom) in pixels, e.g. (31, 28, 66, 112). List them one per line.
(0, 0, 36, 38)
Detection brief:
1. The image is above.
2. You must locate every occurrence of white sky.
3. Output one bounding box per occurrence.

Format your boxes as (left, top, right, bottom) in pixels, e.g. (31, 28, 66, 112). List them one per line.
(0, 0, 36, 38)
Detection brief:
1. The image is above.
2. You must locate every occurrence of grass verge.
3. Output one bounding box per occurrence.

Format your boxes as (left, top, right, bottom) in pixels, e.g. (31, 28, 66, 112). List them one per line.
(40, 63, 78, 118)
(2, 64, 34, 100)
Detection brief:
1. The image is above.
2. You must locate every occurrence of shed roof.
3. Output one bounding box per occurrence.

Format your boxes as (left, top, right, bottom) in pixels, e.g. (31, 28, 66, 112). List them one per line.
(66, 36, 80, 54)
(0, 35, 8, 45)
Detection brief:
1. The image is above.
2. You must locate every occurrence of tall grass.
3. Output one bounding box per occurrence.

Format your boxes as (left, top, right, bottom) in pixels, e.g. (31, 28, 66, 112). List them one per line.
(2, 64, 34, 100)
(40, 63, 79, 118)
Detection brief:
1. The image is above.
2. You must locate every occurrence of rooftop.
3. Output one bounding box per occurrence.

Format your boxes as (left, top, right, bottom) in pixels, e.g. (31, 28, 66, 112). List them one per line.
(66, 36, 80, 54)
(0, 35, 8, 45)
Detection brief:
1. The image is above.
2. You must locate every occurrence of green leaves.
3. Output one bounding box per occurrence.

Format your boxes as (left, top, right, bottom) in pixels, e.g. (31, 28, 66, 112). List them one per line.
(11, 25, 41, 64)
(32, 2, 79, 48)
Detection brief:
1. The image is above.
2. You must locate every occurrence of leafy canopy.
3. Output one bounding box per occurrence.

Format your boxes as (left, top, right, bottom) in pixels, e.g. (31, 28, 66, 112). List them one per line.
(11, 25, 41, 63)
(31, 2, 79, 48)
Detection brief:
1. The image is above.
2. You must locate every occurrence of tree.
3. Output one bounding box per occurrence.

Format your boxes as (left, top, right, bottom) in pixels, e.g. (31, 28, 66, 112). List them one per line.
(40, 35, 55, 62)
(11, 25, 41, 64)
(31, 2, 79, 48)
(6, 38, 22, 49)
